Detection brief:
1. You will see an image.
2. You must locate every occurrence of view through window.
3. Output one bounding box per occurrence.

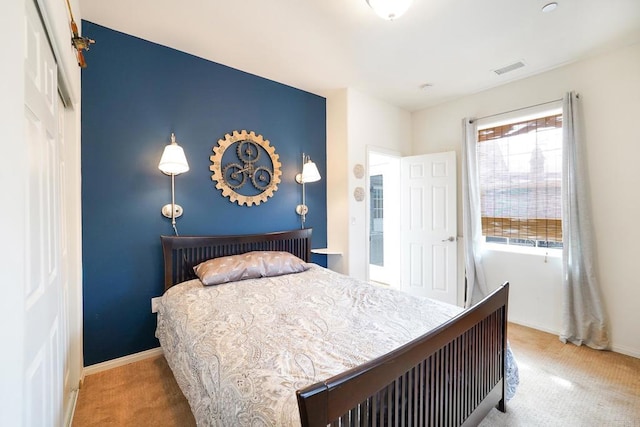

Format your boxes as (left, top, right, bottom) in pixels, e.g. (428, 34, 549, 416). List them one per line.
(477, 112, 563, 248)
(370, 174, 384, 265)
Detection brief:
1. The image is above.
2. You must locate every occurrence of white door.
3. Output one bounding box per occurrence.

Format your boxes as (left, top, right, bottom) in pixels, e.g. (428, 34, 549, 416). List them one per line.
(401, 152, 457, 304)
(24, 0, 66, 424)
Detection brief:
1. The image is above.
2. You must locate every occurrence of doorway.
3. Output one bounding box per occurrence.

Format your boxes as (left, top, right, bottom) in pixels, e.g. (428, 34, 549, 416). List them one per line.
(366, 149, 458, 303)
(367, 149, 401, 287)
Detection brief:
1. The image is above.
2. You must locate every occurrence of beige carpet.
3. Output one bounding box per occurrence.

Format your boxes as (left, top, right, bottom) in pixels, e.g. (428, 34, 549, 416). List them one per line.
(72, 354, 195, 426)
(480, 324, 640, 427)
(73, 323, 640, 426)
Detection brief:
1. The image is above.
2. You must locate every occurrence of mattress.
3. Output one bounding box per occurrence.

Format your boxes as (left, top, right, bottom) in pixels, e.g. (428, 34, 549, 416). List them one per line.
(156, 264, 518, 426)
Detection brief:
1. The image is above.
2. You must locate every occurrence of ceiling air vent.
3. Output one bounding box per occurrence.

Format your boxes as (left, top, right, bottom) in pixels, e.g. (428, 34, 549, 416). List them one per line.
(493, 60, 526, 75)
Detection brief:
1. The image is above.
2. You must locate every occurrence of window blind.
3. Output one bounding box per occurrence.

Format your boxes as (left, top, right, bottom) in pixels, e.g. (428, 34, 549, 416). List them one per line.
(478, 114, 563, 243)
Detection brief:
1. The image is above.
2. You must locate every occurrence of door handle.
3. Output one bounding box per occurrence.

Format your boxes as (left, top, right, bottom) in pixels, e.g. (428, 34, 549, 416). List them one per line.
(442, 236, 456, 242)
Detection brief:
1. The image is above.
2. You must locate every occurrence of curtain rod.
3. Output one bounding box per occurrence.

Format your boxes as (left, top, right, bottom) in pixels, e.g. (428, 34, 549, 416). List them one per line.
(469, 97, 563, 124)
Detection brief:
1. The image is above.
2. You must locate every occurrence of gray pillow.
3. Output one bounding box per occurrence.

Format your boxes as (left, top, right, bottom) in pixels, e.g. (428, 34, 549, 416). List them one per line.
(193, 251, 309, 286)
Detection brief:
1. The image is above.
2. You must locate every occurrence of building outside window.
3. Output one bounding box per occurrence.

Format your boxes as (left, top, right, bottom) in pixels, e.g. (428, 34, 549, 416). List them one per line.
(477, 112, 563, 249)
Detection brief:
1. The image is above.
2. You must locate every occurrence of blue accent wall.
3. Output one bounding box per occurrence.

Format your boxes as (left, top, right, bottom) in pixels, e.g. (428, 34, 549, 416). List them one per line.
(81, 22, 327, 366)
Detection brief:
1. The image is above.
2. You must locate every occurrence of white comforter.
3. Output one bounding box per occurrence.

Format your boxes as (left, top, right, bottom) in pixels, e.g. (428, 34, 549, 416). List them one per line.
(155, 264, 465, 426)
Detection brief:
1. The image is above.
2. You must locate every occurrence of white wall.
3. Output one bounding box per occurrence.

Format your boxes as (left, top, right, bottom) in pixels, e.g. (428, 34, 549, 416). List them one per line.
(411, 42, 640, 357)
(1, 1, 27, 425)
(325, 88, 411, 280)
(325, 89, 350, 273)
(483, 247, 563, 334)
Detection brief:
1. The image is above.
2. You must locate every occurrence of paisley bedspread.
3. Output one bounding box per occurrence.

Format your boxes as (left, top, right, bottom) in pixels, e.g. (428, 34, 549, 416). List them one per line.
(156, 264, 516, 426)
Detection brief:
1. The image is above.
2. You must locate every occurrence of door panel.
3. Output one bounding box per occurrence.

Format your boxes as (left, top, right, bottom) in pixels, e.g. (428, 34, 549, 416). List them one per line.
(409, 244, 424, 288)
(401, 151, 457, 304)
(432, 245, 448, 291)
(409, 187, 423, 229)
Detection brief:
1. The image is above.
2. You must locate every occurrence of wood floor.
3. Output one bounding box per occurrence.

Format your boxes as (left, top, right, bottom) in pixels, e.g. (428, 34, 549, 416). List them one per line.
(72, 323, 640, 426)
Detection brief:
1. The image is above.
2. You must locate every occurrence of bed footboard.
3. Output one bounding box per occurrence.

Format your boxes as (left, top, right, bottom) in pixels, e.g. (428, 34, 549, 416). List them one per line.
(297, 282, 509, 427)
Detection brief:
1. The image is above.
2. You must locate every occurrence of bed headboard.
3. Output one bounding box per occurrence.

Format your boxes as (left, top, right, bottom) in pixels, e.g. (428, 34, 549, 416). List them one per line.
(160, 228, 312, 291)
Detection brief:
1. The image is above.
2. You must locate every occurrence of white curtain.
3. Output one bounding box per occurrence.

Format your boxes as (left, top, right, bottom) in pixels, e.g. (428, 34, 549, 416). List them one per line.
(560, 92, 610, 349)
(463, 119, 520, 398)
(462, 118, 488, 307)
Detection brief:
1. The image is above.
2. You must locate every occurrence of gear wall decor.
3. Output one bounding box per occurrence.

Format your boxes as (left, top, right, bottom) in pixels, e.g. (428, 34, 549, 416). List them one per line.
(210, 130, 282, 206)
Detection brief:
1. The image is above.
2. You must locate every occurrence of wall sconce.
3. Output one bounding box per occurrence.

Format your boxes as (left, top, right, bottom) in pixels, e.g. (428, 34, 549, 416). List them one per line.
(158, 133, 189, 234)
(295, 153, 321, 226)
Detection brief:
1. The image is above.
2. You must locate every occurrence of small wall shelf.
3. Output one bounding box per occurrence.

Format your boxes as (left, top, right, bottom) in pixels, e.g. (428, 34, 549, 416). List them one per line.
(311, 248, 343, 256)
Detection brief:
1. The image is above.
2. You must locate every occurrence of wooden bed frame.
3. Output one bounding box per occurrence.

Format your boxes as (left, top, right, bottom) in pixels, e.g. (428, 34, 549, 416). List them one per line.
(160, 229, 509, 426)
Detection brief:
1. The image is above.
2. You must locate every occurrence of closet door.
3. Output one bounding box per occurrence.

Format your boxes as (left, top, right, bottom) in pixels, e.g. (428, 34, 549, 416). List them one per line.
(24, 0, 65, 424)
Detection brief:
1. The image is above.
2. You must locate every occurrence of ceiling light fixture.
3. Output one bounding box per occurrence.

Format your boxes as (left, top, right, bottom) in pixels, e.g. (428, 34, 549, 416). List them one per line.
(366, 0, 413, 20)
(542, 2, 558, 13)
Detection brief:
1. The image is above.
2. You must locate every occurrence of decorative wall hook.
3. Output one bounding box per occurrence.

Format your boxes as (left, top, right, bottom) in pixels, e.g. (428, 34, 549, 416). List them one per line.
(66, 0, 95, 68)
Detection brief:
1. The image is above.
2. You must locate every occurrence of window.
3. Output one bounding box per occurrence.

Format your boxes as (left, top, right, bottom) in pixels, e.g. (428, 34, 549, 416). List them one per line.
(369, 174, 384, 266)
(477, 112, 563, 248)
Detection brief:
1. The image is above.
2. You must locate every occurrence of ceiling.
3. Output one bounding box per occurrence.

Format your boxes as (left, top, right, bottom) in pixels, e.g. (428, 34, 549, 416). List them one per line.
(80, 0, 640, 112)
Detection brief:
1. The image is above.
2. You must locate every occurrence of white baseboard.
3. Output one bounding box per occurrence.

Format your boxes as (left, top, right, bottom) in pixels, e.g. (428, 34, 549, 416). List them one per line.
(64, 388, 79, 427)
(83, 347, 164, 377)
(611, 344, 640, 359)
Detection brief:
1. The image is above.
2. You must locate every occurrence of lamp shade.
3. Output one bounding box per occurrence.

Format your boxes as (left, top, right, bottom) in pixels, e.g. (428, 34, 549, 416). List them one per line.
(366, 0, 412, 20)
(159, 138, 189, 175)
(301, 160, 321, 183)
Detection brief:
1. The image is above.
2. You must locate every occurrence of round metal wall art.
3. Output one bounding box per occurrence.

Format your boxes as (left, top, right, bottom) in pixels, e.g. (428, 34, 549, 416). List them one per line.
(353, 163, 365, 179)
(354, 186, 365, 202)
(210, 130, 282, 206)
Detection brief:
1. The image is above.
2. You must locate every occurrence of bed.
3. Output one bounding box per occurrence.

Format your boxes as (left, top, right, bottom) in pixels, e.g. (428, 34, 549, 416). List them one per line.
(156, 229, 512, 426)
